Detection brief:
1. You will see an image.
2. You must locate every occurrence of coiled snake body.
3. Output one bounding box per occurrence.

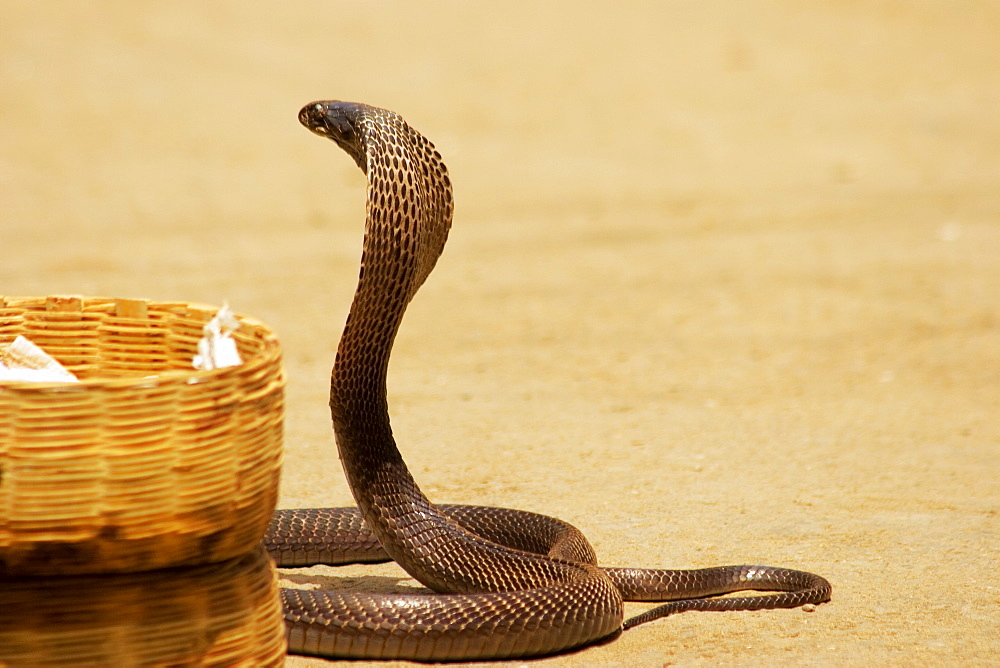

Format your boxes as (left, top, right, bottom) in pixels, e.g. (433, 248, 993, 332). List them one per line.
(265, 101, 831, 661)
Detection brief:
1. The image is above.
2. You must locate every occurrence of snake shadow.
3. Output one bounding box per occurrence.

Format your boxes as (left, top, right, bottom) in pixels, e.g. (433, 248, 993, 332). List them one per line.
(279, 570, 431, 596)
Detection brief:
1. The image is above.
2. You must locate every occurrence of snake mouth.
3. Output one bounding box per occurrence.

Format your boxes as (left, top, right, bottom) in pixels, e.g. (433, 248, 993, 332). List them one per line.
(298, 101, 339, 134)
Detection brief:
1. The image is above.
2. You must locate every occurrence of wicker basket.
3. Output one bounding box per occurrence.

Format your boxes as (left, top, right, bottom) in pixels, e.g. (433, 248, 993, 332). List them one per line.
(0, 545, 287, 666)
(0, 295, 284, 576)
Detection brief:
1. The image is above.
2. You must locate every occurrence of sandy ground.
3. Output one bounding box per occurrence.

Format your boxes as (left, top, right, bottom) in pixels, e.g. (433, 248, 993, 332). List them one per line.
(2, 2, 997, 665)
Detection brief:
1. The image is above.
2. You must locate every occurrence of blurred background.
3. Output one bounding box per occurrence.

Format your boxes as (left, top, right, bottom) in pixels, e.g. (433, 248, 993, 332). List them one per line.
(2, 2, 997, 665)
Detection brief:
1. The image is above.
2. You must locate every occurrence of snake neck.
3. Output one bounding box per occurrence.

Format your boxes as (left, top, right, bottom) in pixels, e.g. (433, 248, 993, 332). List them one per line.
(328, 108, 453, 558)
(320, 103, 607, 597)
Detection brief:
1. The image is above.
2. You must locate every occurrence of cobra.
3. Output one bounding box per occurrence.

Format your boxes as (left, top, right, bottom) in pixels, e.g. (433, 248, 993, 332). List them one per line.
(264, 100, 831, 661)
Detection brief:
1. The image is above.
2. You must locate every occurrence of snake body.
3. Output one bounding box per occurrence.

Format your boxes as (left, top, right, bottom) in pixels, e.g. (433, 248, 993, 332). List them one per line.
(267, 101, 831, 661)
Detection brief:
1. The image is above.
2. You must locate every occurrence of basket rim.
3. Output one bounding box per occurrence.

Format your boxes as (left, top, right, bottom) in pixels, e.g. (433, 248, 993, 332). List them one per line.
(0, 295, 281, 390)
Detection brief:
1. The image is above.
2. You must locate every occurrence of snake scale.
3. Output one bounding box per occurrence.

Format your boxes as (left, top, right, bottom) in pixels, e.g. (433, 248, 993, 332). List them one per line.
(263, 100, 831, 661)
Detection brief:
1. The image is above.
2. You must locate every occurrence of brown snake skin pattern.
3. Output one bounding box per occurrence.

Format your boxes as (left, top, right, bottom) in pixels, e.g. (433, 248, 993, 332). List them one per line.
(265, 101, 832, 661)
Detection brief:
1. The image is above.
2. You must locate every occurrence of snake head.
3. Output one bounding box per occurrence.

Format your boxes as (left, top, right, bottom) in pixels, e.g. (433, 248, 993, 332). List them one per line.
(299, 101, 368, 172)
